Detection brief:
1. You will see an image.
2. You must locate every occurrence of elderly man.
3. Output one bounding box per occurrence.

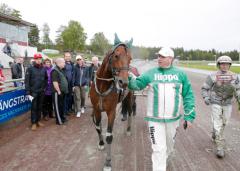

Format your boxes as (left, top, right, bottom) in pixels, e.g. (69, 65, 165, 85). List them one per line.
(201, 55, 240, 158)
(89, 56, 100, 85)
(72, 55, 90, 117)
(25, 54, 47, 131)
(52, 58, 69, 125)
(128, 47, 196, 171)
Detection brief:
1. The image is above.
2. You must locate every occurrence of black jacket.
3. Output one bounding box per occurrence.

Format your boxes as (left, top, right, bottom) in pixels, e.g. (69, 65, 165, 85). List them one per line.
(89, 63, 100, 82)
(12, 63, 24, 79)
(72, 64, 90, 87)
(25, 64, 47, 95)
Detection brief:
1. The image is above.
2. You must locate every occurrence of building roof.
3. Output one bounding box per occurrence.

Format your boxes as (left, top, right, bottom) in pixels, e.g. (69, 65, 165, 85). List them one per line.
(0, 12, 35, 27)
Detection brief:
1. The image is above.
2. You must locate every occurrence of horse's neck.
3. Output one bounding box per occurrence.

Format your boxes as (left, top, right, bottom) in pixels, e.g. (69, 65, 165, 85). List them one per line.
(96, 64, 114, 92)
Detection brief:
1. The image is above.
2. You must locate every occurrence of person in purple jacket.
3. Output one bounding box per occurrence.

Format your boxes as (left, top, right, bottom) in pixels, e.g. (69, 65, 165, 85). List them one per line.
(42, 58, 54, 120)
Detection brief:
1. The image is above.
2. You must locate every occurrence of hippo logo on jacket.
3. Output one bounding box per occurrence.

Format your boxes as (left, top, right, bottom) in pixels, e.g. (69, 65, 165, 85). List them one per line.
(154, 74, 179, 81)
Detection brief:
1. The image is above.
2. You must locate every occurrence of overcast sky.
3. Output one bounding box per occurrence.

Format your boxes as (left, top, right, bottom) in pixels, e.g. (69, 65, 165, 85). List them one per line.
(2, 0, 240, 51)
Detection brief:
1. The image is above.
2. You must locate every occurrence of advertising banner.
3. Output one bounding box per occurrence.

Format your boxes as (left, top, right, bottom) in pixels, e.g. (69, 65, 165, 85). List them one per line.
(0, 89, 31, 124)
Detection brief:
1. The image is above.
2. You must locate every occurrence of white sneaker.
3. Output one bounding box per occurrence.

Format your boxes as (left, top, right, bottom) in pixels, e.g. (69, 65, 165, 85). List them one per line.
(76, 112, 81, 117)
(81, 107, 85, 114)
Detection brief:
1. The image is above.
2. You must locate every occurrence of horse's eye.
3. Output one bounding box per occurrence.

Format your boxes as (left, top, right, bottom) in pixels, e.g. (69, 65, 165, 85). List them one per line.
(114, 55, 119, 59)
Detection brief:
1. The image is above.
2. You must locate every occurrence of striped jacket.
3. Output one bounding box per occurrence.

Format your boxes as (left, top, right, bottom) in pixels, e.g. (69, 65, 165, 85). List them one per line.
(128, 66, 196, 123)
(201, 70, 240, 105)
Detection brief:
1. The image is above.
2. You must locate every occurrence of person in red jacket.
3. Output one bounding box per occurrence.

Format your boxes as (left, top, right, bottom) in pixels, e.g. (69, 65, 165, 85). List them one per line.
(25, 53, 47, 131)
(0, 67, 6, 92)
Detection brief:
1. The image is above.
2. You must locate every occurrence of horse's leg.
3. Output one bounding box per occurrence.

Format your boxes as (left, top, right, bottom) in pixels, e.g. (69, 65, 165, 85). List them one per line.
(93, 110, 105, 150)
(104, 110, 115, 171)
(132, 93, 137, 116)
(126, 93, 133, 136)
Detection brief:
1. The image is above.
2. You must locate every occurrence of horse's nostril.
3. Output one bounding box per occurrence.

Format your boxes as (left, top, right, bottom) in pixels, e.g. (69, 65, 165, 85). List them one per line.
(119, 80, 123, 85)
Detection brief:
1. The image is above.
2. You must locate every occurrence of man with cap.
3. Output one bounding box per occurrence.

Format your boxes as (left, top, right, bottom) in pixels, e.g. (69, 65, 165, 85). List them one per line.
(72, 55, 90, 117)
(128, 47, 196, 171)
(201, 55, 240, 158)
(25, 53, 47, 131)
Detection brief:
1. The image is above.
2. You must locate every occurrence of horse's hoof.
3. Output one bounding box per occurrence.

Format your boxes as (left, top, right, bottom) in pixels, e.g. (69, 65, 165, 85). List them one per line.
(98, 144, 105, 151)
(103, 166, 112, 171)
(126, 131, 131, 136)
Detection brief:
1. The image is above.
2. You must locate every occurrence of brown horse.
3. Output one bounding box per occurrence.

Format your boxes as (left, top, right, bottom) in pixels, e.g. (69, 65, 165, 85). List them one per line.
(89, 36, 133, 171)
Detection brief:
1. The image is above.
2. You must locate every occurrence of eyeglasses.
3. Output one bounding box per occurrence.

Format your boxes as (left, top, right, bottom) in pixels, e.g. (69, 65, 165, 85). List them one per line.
(158, 55, 166, 58)
(77, 59, 82, 61)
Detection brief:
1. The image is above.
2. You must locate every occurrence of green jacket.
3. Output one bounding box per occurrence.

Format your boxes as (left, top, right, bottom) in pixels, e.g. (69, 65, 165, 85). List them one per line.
(128, 66, 196, 123)
(53, 66, 69, 94)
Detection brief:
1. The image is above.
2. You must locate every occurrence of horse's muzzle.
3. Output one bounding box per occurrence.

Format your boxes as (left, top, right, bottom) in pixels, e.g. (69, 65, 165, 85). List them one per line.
(117, 77, 129, 88)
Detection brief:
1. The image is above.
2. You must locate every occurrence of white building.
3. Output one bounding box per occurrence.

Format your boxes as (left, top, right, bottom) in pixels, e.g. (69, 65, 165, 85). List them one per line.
(0, 12, 37, 68)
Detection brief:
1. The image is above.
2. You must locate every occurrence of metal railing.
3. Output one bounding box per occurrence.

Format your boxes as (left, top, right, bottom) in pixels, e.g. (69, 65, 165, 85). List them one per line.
(0, 78, 25, 93)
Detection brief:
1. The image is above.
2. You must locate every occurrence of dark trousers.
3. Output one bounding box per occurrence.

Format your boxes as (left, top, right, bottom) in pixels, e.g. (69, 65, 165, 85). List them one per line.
(42, 95, 53, 117)
(53, 92, 66, 125)
(64, 92, 73, 114)
(31, 92, 44, 124)
(132, 95, 137, 115)
(121, 95, 137, 116)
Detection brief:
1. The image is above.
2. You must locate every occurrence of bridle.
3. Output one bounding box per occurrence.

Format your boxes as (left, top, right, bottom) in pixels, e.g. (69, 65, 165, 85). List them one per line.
(96, 43, 130, 82)
(94, 44, 130, 110)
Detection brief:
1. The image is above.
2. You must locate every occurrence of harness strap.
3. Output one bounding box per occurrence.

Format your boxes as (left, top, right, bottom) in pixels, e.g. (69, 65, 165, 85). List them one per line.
(94, 76, 114, 97)
(94, 75, 114, 111)
(99, 96, 103, 111)
(96, 75, 114, 81)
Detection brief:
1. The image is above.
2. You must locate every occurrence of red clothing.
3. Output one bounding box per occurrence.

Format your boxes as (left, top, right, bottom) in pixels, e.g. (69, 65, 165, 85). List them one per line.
(0, 68, 6, 91)
(130, 66, 140, 77)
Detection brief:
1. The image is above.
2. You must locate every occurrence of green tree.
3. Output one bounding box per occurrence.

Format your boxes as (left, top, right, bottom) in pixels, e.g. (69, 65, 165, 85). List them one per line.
(90, 32, 111, 55)
(0, 3, 11, 14)
(42, 23, 52, 49)
(0, 3, 21, 19)
(28, 25, 40, 47)
(55, 25, 66, 51)
(11, 9, 22, 19)
(61, 20, 87, 51)
(139, 47, 150, 60)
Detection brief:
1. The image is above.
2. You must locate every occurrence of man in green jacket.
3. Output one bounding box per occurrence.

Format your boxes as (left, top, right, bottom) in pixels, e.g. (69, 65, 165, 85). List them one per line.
(128, 47, 196, 171)
(52, 58, 69, 125)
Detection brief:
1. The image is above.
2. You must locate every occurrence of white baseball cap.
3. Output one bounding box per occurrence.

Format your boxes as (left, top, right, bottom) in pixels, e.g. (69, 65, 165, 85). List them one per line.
(76, 55, 83, 60)
(156, 47, 174, 58)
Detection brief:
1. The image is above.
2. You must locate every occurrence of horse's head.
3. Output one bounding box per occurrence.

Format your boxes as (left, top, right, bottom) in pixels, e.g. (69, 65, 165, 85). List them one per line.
(108, 43, 132, 89)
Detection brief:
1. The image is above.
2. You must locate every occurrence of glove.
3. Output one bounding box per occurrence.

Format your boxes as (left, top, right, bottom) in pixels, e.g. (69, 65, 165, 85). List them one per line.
(27, 95, 34, 102)
(204, 97, 210, 105)
(128, 71, 137, 79)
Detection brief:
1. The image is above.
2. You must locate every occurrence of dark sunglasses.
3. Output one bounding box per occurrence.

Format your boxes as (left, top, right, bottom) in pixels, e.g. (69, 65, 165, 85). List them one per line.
(158, 55, 167, 58)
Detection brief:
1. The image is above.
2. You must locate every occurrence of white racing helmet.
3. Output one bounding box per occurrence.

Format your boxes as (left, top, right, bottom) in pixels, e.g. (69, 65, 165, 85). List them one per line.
(217, 55, 232, 65)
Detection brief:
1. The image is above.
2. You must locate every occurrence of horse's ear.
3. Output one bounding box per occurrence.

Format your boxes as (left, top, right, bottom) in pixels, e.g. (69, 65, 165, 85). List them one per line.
(114, 33, 121, 46)
(127, 38, 133, 48)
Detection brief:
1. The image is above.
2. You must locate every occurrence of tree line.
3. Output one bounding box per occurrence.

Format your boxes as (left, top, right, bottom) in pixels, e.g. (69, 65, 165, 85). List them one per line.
(1, 3, 239, 60)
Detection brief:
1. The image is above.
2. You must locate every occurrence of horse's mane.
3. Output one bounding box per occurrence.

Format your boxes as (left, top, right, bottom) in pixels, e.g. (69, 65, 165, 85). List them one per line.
(97, 50, 113, 76)
(97, 44, 128, 77)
